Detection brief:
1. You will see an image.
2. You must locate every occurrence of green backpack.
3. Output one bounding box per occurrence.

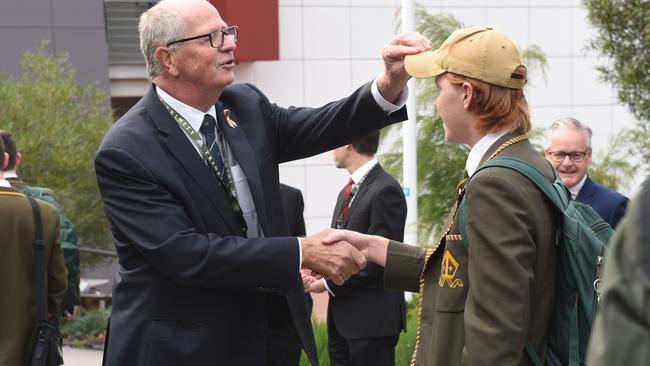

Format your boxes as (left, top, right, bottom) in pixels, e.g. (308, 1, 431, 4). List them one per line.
(21, 185, 81, 314)
(459, 157, 613, 366)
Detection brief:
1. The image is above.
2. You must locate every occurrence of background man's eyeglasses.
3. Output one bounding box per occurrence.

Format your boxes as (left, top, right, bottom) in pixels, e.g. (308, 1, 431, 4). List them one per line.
(546, 150, 588, 162)
(167, 26, 238, 48)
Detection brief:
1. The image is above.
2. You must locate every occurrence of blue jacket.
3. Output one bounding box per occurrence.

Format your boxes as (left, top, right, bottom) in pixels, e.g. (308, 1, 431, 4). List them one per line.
(577, 176, 629, 229)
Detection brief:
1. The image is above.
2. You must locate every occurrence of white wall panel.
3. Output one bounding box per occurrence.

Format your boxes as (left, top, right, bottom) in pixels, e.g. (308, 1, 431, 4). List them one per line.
(350, 7, 398, 58)
(304, 60, 352, 106)
(279, 6, 304, 59)
(303, 7, 351, 59)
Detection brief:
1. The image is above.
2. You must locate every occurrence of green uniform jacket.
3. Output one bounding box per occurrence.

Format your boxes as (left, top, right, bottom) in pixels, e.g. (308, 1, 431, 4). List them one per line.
(586, 180, 650, 365)
(0, 187, 68, 365)
(384, 133, 558, 366)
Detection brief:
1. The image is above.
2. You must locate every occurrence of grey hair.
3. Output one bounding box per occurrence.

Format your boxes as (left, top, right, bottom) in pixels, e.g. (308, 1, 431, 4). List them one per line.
(139, 0, 186, 80)
(547, 117, 593, 148)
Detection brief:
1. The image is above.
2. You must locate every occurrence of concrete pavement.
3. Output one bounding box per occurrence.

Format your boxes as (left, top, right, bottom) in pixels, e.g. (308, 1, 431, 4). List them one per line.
(63, 346, 103, 366)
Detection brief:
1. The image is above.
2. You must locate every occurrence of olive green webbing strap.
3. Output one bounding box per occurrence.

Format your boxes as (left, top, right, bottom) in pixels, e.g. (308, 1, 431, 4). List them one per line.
(157, 96, 247, 233)
(28, 196, 47, 323)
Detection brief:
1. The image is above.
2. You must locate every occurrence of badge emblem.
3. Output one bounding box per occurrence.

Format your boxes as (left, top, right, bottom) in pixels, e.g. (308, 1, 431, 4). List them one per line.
(439, 249, 464, 288)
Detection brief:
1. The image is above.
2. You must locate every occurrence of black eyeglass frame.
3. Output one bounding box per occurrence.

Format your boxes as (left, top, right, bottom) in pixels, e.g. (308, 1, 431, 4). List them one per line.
(546, 150, 590, 163)
(166, 25, 238, 48)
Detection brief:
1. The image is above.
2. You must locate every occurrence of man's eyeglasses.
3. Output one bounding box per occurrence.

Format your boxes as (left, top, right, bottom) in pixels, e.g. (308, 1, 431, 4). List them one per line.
(167, 26, 238, 48)
(546, 150, 589, 162)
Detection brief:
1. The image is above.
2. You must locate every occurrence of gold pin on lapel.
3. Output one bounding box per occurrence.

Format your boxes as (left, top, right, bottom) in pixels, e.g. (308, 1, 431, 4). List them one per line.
(223, 109, 238, 128)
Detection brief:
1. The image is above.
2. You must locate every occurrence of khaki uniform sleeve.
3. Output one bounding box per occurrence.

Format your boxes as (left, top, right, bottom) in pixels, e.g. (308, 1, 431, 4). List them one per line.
(384, 240, 427, 293)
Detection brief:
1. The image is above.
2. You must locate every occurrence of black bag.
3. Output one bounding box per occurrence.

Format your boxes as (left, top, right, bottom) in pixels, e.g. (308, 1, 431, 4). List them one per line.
(30, 322, 64, 366)
(27, 196, 64, 366)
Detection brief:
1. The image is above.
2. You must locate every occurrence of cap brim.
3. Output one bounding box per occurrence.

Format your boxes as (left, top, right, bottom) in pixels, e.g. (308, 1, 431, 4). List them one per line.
(404, 51, 445, 79)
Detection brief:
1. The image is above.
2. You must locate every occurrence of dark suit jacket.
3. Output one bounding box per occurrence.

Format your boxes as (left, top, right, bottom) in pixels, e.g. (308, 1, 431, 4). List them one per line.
(277, 183, 312, 320)
(280, 184, 306, 237)
(0, 187, 67, 365)
(577, 175, 628, 229)
(327, 163, 407, 339)
(384, 133, 558, 366)
(94, 82, 406, 366)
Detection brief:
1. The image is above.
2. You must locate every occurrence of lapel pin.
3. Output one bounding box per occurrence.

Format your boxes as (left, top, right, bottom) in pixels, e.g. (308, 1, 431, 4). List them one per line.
(223, 109, 238, 128)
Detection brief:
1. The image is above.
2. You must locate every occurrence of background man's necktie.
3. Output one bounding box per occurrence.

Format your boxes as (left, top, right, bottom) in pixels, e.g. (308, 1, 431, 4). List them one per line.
(200, 114, 226, 177)
(341, 177, 354, 221)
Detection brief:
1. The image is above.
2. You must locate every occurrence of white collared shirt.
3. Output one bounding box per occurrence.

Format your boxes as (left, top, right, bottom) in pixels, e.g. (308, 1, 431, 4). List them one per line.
(349, 158, 379, 207)
(465, 130, 510, 177)
(156, 86, 217, 157)
(569, 175, 588, 200)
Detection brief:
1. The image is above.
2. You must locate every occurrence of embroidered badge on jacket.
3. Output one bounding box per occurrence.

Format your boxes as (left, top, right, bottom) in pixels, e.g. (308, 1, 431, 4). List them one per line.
(439, 249, 464, 288)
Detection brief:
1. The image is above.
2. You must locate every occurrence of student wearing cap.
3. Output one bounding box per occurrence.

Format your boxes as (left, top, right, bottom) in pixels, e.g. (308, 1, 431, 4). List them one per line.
(324, 27, 558, 365)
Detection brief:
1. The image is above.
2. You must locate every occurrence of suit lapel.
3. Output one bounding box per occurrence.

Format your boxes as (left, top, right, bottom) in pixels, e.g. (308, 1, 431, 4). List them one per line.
(577, 176, 596, 204)
(215, 103, 270, 235)
(146, 87, 242, 234)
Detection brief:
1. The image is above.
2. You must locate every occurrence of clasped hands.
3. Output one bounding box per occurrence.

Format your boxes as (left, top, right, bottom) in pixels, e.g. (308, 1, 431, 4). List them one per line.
(300, 229, 389, 291)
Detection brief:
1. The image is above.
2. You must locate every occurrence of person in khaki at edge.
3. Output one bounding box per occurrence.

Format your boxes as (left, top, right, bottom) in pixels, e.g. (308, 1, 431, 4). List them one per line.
(545, 117, 629, 229)
(94, 0, 431, 365)
(323, 27, 558, 365)
(306, 131, 407, 366)
(0, 137, 68, 365)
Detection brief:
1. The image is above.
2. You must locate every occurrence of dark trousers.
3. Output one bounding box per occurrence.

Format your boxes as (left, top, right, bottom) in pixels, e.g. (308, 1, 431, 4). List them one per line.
(328, 312, 399, 366)
(266, 328, 302, 366)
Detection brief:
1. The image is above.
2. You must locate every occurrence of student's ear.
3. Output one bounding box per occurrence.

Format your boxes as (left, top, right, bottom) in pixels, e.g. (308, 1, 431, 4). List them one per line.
(462, 81, 474, 110)
(14, 152, 22, 170)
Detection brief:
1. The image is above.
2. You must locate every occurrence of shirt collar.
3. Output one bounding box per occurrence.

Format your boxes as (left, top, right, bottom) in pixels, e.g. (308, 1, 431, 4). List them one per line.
(466, 130, 510, 177)
(156, 86, 217, 132)
(351, 158, 378, 184)
(569, 174, 588, 200)
(0, 179, 11, 188)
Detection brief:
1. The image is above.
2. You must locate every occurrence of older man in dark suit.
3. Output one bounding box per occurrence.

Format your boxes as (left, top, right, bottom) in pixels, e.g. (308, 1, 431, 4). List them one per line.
(545, 117, 629, 228)
(94, 0, 430, 365)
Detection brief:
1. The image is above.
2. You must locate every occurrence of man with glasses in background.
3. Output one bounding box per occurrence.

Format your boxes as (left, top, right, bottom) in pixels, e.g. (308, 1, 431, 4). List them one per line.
(94, 0, 430, 365)
(545, 117, 629, 228)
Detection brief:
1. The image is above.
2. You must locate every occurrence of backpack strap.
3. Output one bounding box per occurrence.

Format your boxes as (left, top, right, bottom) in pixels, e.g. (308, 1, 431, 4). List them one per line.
(27, 195, 48, 323)
(459, 156, 567, 248)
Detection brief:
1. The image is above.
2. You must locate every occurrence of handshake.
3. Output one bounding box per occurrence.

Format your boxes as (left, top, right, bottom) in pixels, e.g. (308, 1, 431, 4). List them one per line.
(299, 228, 390, 290)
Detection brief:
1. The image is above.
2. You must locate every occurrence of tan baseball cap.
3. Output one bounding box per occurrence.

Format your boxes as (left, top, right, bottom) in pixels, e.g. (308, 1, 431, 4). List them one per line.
(404, 27, 527, 89)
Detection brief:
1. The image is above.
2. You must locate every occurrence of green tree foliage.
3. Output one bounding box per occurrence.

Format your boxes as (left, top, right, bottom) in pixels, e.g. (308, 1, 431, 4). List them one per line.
(381, 9, 548, 244)
(0, 43, 113, 252)
(584, 0, 650, 171)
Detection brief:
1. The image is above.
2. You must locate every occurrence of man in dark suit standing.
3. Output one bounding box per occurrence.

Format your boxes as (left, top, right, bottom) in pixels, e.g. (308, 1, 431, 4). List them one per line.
(306, 131, 406, 366)
(94, 0, 430, 365)
(545, 117, 629, 228)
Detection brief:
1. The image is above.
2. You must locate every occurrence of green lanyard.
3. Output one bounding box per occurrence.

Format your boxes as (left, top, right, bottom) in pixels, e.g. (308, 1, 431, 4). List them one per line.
(335, 171, 370, 229)
(158, 97, 248, 234)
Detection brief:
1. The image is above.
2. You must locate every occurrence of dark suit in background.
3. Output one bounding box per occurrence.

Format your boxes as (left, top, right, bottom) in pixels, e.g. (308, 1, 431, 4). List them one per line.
(577, 176, 628, 229)
(327, 163, 407, 366)
(271, 183, 311, 366)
